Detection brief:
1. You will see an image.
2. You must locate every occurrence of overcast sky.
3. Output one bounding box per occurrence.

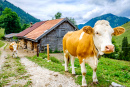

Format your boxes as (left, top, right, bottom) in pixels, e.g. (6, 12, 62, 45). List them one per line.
(7, 0, 130, 24)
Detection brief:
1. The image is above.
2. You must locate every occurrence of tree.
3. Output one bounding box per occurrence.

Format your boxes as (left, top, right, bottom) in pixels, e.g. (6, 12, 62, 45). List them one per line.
(121, 37, 129, 61)
(54, 12, 62, 19)
(21, 24, 30, 31)
(0, 7, 21, 34)
(68, 17, 78, 28)
(0, 6, 4, 15)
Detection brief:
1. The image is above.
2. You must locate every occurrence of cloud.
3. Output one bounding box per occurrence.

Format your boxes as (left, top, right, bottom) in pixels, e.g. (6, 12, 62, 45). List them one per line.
(7, 0, 130, 24)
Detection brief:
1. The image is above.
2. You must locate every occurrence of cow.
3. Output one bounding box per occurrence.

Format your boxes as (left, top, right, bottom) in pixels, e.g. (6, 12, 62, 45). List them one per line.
(63, 20, 125, 86)
(9, 42, 18, 58)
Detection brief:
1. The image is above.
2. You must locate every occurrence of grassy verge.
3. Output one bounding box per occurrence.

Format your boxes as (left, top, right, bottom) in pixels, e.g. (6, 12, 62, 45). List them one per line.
(4, 43, 8, 50)
(0, 28, 5, 40)
(0, 40, 5, 48)
(0, 56, 32, 87)
(27, 53, 130, 87)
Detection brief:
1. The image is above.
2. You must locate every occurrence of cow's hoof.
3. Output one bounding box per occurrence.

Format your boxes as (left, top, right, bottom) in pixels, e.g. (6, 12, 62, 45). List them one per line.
(93, 81, 99, 84)
(65, 70, 68, 72)
(81, 86, 87, 87)
(72, 74, 76, 76)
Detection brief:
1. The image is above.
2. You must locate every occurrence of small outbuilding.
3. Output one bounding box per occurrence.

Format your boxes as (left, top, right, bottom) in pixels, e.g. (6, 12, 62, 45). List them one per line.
(16, 18, 78, 52)
(5, 33, 18, 42)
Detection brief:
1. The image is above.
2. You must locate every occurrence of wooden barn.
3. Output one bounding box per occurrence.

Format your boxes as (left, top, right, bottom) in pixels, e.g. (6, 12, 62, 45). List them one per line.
(16, 18, 78, 52)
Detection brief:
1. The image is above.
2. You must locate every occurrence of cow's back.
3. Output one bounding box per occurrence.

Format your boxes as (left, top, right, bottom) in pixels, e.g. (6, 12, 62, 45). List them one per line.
(63, 29, 97, 58)
(63, 30, 83, 56)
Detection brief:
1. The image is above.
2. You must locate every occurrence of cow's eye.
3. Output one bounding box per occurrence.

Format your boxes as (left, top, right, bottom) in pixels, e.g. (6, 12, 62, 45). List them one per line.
(96, 32, 99, 35)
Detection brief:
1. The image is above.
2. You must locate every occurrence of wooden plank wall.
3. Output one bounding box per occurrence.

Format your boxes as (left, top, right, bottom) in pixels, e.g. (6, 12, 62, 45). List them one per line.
(40, 22, 76, 51)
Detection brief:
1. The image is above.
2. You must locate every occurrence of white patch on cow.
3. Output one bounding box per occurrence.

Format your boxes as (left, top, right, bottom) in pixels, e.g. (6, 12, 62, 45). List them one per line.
(85, 57, 98, 82)
(79, 32, 84, 40)
(64, 50, 69, 71)
(80, 59, 86, 73)
(71, 56, 75, 74)
(93, 70, 98, 82)
(85, 57, 98, 69)
(80, 59, 87, 86)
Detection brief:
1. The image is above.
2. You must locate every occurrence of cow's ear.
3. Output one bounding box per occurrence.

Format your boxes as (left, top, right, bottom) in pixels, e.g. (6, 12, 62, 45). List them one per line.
(83, 26, 94, 34)
(113, 27, 125, 36)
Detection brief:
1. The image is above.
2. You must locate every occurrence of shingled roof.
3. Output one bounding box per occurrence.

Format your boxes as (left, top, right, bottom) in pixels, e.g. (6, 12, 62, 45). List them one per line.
(5, 33, 19, 38)
(16, 21, 46, 37)
(17, 18, 78, 42)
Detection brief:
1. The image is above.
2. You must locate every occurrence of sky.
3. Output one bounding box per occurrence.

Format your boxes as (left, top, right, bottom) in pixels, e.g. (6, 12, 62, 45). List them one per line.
(6, 0, 130, 24)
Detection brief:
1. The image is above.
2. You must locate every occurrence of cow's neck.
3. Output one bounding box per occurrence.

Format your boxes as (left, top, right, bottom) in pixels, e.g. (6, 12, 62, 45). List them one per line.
(93, 39, 101, 59)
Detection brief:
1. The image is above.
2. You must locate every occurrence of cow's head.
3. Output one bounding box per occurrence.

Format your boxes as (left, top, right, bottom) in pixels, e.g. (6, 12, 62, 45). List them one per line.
(83, 20, 125, 55)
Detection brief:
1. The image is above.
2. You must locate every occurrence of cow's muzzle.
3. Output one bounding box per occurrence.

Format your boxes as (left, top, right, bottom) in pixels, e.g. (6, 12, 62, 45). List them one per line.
(104, 45, 114, 54)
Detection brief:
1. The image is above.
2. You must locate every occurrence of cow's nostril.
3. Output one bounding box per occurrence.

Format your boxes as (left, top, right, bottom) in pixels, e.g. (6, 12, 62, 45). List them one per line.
(105, 45, 114, 52)
(105, 46, 109, 50)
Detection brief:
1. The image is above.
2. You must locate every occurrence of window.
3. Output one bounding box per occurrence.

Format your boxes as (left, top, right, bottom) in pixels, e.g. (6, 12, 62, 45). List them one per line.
(59, 29, 66, 37)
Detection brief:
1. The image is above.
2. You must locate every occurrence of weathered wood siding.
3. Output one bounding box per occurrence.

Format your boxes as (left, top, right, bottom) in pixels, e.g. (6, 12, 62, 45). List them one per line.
(19, 39, 25, 48)
(34, 42, 38, 52)
(27, 40, 33, 50)
(40, 22, 76, 51)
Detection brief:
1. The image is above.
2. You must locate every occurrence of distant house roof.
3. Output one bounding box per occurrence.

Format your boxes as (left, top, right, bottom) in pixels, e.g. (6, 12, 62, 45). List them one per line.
(5, 33, 19, 38)
(17, 18, 78, 42)
(16, 21, 46, 37)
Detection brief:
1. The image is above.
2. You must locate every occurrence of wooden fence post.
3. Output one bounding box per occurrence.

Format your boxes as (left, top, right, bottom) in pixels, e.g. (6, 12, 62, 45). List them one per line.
(47, 44, 49, 60)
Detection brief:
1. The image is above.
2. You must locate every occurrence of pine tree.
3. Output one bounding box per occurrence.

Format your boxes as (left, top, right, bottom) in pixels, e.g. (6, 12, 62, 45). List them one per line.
(121, 37, 129, 60)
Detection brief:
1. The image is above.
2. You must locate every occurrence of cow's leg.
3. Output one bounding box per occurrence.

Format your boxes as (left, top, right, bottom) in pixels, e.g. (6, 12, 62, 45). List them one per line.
(12, 52, 14, 58)
(15, 51, 17, 58)
(80, 59, 87, 86)
(88, 57, 98, 84)
(71, 56, 75, 75)
(64, 52, 69, 72)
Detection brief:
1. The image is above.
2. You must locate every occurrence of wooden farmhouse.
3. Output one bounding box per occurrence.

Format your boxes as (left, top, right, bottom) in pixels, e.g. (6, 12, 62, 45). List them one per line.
(16, 18, 78, 52)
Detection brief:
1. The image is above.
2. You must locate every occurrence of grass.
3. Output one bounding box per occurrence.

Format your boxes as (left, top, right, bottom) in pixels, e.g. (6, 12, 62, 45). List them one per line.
(0, 28, 5, 40)
(0, 40, 5, 48)
(27, 53, 64, 73)
(27, 53, 130, 87)
(4, 43, 8, 50)
(0, 56, 31, 87)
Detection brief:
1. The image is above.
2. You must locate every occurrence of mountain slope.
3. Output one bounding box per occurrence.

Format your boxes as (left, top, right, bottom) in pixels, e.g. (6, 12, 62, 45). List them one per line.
(78, 13, 130, 29)
(0, 0, 40, 25)
(113, 21, 130, 45)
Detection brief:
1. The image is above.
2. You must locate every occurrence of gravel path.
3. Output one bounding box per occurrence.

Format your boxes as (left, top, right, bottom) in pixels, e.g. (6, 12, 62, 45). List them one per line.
(1, 41, 80, 87)
(0, 42, 7, 70)
(20, 57, 80, 87)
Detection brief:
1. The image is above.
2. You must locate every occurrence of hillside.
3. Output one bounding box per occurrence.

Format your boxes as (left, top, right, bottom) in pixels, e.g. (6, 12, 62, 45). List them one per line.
(0, 0, 40, 25)
(78, 13, 130, 29)
(113, 21, 130, 45)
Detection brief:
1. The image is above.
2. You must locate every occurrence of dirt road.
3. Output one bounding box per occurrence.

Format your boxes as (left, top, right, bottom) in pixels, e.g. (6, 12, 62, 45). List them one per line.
(0, 41, 80, 87)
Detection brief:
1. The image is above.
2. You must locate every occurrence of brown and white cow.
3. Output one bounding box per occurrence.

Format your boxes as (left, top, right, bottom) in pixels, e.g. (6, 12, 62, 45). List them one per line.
(9, 42, 18, 58)
(63, 20, 125, 86)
